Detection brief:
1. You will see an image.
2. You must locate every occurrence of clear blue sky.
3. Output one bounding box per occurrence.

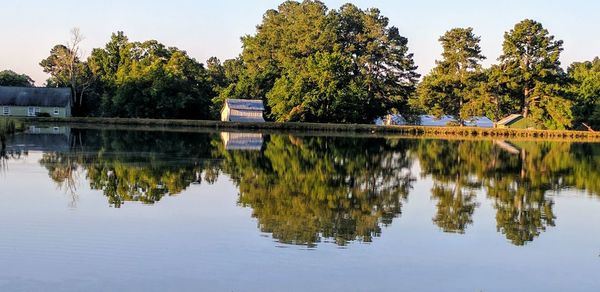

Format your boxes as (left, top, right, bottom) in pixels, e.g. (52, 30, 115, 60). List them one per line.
(1, 0, 599, 84)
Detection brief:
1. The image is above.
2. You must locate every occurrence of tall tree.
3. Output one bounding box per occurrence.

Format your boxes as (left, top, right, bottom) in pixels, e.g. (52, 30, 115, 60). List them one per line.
(333, 4, 419, 119)
(497, 19, 572, 129)
(0, 70, 34, 87)
(415, 27, 485, 123)
(40, 28, 94, 114)
(226, 1, 418, 123)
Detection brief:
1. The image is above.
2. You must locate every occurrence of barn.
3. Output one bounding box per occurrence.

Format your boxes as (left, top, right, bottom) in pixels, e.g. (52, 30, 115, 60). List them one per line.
(220, 99, 265, 123)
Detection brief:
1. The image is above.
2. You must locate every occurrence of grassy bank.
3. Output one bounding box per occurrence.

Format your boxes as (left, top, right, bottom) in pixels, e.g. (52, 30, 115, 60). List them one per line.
(22, 117, 600, 141)
(0, 118, 24, 147)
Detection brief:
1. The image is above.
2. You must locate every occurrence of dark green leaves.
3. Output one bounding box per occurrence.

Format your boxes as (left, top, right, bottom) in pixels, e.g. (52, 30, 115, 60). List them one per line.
(0, 70, 35, 87)
(226, 1, 418, 123)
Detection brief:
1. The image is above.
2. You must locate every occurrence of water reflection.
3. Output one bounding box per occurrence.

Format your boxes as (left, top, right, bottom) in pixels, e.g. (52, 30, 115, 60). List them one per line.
(220, 135, 415, 246)
(35, 129, 218, 207)
(3, 127, 600, 247)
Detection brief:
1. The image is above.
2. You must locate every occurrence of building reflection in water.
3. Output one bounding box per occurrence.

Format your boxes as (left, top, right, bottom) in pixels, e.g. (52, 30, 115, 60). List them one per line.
(221, 132, 264, 151)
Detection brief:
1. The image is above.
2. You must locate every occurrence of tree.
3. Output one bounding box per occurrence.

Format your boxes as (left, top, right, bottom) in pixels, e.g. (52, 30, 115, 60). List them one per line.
(205, 57, 229, 118)
(40, 28, 94, 114)
(227, 1, 418, 123)
(415, 28, 485, 123)
(267, 51, 365, 122)
(333, 4, 419, 120)
(0, 70, 34, 87)
(86, 32, 213, 119)
(497, 19, 572, 129)
(218, 134, 415, 246)
(568, 58, 600, 130)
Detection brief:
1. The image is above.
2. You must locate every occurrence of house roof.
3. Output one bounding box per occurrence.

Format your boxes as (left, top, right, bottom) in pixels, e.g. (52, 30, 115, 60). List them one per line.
(0, 86, 71, 107)
(497, 114, 523, 126)
(225, 99, 265, 111)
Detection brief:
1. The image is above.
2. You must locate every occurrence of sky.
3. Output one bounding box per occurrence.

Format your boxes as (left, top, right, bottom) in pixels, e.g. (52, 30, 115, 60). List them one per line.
(1, 0, 600, 85)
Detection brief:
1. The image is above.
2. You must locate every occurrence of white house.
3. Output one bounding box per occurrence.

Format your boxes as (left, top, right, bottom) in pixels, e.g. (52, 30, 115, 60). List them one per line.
(221, 99, 265, 123)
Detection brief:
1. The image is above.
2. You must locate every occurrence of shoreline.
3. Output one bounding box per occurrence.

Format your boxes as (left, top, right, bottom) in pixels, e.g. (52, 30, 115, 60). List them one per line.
(18, 116, 600, 141)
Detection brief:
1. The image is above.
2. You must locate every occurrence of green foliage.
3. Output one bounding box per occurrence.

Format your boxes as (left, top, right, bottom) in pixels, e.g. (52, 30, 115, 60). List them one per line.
(87, 32, 213, 119)
(224, 1, 418, 123)
(415, 28, 486, 122)
(568, 58, 600, 129)
(38, 129, 217, 207)
(31, 13, 600, 129)
(218, 134, 415, 246)
(496, 19, 572, 129)
(0, 118, 23, 149)
(40, 41, 93, 116)
(0, 70, 35, 87)
(268, 51, 367, 122)
(413, 139, 596, 245)
(208, 57, 245, 118)
(40, 44, 79, 87)
(466, 65, 522, 121)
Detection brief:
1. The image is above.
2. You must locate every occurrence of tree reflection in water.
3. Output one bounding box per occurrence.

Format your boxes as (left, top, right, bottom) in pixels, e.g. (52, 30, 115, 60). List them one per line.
(220, 135, 416, 246)
(17, 128, 600, 247)
(38, 129, 218, 208)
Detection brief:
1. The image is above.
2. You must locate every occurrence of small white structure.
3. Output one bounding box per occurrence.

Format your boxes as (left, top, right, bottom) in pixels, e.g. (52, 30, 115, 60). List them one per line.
(221, 99, 265, 123)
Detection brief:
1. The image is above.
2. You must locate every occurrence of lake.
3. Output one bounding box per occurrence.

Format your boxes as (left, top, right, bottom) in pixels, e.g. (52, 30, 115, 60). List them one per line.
(1, 126, 599, 291)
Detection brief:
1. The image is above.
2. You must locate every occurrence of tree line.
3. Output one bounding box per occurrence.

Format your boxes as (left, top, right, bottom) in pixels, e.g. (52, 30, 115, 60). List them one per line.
(1, 1, 599, 129)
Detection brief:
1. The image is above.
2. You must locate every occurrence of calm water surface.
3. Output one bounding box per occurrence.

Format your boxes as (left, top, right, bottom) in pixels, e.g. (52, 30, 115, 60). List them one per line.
(1, 127, 600, 291)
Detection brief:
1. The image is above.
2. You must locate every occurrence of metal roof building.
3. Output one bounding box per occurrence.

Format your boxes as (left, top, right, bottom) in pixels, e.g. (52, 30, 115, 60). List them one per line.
(221, 99, 266, 123)
(376, 114, 494, 128)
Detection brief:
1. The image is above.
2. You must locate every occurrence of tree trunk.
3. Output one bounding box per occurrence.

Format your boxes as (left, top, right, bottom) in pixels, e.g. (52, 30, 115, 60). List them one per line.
(523, 87, 530, 118)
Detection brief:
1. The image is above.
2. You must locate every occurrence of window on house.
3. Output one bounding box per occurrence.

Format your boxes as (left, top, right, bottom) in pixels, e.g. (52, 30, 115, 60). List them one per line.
(3, 106, 9, 116)
(28, 107, 35, 117)
(54, 108, 59, 115)
(35, 107, 41, 114)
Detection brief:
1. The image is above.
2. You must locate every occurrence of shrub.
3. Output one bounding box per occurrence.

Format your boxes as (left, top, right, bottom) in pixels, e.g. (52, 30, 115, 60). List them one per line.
(35, 112, 52, 117)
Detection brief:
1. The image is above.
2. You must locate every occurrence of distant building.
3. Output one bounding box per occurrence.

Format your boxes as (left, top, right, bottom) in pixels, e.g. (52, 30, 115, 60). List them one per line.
(496, 114, 537, 129)
(221, 99, 265, 122)
(221, 132, 263, 151)
(376, 114, 493, 128)
(419, 115, 458, 127)
(0, 86, 71, 117)
(463, 116, 494, 128)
